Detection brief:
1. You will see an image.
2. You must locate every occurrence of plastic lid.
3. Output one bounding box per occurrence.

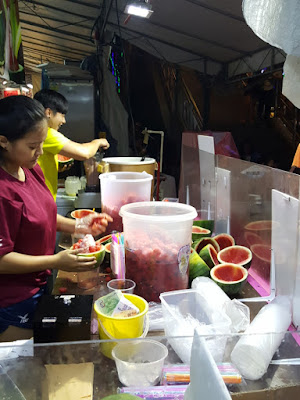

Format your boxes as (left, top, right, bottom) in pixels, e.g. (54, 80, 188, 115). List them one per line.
(102, 157, 156, 165)
(99, 171, 153, 182)
(119, 201, 197, 222)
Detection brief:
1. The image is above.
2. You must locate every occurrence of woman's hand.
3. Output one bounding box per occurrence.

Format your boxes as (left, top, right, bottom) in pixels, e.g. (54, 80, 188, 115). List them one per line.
(54, 249, 97, 272)
(75, 212, 113, 236)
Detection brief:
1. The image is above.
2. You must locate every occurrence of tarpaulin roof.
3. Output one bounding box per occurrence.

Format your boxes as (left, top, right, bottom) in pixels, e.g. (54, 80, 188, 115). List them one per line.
(19, 0, 285, 77)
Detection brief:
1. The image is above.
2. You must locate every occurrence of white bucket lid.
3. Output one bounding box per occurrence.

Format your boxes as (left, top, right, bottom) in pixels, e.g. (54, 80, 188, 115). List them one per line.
(102, 157, 156, 165)
(119, 201, 197, 222)
(99, 171, 153, 182)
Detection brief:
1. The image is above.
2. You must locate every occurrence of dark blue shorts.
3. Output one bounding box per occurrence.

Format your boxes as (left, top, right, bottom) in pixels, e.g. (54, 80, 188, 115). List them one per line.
(0, 290, 44, 334)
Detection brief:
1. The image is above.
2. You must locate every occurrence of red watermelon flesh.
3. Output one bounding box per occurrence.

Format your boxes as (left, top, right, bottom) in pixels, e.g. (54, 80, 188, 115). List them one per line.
(244, 232, 265, 247)
(250, 244, 271, 263)
(218, 245, 252, 266)
(244, 220, 273, 231)
(213, 233, 235, 250)
(214, 264, 244, 282)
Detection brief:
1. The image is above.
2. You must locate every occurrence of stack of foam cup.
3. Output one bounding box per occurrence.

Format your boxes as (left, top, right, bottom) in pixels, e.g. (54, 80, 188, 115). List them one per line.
(230, 296, 292, 380)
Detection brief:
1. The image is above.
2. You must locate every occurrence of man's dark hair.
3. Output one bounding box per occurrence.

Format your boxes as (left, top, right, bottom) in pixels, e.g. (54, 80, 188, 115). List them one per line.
(34, 89, 68, 115)
(0, 96, 46, 142)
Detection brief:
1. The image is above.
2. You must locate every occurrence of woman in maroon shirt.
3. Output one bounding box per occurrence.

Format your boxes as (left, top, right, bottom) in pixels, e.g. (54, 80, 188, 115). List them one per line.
(0, 96, 112, 341)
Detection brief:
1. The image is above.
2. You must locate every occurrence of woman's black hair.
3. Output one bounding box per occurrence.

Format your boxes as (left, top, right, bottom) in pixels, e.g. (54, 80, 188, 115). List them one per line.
(34, 89, 68, 115)
(0, 96, 46, 142)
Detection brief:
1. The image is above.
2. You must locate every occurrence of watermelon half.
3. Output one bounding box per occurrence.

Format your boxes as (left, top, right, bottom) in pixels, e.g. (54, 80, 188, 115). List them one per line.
(189, 248, 210, 282)
(193, 237, 220, 254)
(244, 231, 265, 247)
(213, 233, 235, 250)
(193, 219, 215, 233)
(250, 244, 271, 263)
(71, 209, 96, 219)
(217, 245, 252, 269)
(192, 226, 211, 242)
(210, 263, 248, 295)
(72, 243, 106, 268)
(57, 154, 74, 166)
(199, 244, 219, 268)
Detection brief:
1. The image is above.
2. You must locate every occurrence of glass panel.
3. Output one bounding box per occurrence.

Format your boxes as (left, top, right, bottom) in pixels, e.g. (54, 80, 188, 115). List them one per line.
(0, 331, 299, 399)
(216, 155, 300, 297)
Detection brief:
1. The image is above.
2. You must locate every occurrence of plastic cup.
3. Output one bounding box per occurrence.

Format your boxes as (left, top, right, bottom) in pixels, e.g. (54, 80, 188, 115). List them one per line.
(107, 279, 136, 294)
(77, 267, 99, 289)
(111, 339, 168, 387)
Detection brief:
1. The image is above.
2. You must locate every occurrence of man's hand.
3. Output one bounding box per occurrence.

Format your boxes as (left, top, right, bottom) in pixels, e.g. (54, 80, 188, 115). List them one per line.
(98, 138, 110, 150)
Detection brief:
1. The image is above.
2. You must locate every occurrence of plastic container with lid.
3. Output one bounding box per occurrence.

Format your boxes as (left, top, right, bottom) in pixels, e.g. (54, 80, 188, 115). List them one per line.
(99, 171, 153, 233)
(119, 202, 197, 302)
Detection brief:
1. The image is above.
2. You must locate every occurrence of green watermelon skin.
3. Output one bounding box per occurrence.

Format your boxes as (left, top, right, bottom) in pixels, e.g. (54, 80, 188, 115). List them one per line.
(189, 249, 210, 282)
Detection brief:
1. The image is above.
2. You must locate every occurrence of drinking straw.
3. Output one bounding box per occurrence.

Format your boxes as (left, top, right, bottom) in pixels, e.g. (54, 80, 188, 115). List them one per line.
(119, 385, 186, 399)
(161, 364, 242, 385)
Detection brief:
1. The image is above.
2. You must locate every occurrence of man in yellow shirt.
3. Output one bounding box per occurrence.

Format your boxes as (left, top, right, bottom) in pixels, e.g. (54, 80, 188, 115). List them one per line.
(34, 89, 109, 199)
(290, 144, 300, 173)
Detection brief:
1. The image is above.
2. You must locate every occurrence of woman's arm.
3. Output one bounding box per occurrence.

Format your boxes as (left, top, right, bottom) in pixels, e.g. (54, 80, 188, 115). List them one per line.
(0, 250, 97, 274)
(56, 214, 76, 234)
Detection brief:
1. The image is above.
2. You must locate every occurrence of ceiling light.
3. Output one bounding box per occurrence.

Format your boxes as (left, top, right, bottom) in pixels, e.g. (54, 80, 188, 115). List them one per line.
(125, 1, 153, 18)
(2, 80, 7, 85)
(27, 83, 33, 89)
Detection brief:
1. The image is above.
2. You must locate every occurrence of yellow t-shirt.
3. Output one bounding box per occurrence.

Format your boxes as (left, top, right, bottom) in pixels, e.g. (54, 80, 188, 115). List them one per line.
(292, 144, 300, 169)
(38, 128, 69, 200)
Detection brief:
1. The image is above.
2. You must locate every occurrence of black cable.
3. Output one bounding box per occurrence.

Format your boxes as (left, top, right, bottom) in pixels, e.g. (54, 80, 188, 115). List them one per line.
(115, 0, 137, 155)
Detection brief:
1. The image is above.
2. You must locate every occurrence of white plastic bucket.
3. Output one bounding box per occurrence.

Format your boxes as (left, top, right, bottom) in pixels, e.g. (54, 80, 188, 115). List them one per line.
(99, 171, 153, 233)
(119, 202, 197, 302)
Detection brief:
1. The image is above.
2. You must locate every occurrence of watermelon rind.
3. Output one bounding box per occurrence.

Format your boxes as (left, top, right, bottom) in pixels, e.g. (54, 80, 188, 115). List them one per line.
(210, 263, 248, 295)
(189, 248, 210, 282)
(74, 244, 105, 268)
(193, 219, 214, 234)
(97, 234, 112, 246)
(193, 237, 220, 254)
(199, 244, 218, 268)
(104, 242, 111, 263)
(192, 226, 211, 242)
(217, 245, 252, 269)
(213, 233, 235, 250)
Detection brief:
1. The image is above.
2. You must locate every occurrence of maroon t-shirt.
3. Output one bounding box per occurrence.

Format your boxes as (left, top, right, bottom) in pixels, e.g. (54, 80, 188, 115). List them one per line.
(0, 165, 57, 307)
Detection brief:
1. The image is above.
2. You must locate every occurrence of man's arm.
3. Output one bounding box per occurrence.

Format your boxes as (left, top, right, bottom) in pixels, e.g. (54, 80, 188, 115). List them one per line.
(59, 138, 110, 161)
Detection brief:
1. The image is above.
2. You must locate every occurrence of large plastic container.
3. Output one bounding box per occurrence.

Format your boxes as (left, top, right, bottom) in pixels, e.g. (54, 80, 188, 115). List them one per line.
(100, 157, 157, 197)
(99, 171, 153, 233)
(119, 202, 197, 302)
(160, 289, 231, 364)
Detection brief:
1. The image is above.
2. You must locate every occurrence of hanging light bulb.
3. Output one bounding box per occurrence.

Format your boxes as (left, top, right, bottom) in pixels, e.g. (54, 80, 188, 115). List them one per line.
(125, 0, 153, 18)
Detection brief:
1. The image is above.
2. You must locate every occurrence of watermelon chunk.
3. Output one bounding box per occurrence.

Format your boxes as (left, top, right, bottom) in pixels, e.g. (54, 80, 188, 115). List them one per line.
(192, 226, 211, 242)
(199, 244, 218, 268)
(189, 248, 210, 282)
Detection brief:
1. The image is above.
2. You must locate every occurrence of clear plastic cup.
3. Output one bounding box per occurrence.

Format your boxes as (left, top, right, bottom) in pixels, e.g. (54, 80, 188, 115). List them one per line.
(107, 279, 136, 293)
(111, 339, 168, 387)
(77, 267, 99, 289)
